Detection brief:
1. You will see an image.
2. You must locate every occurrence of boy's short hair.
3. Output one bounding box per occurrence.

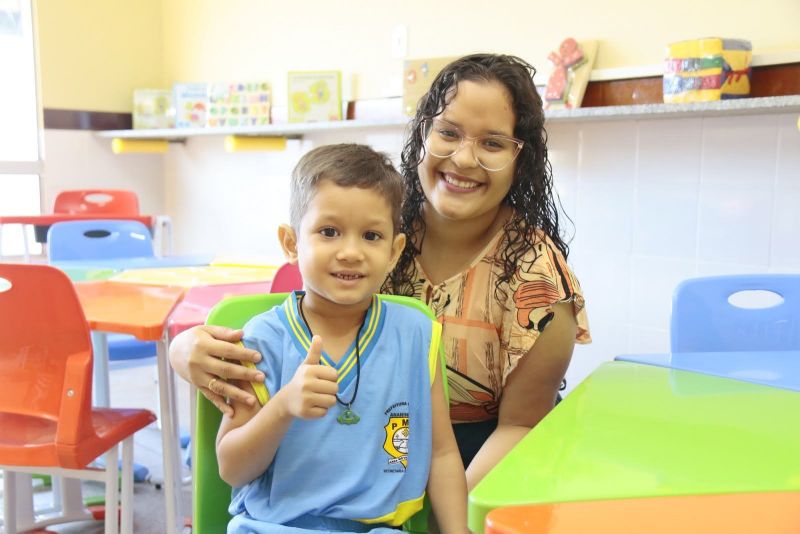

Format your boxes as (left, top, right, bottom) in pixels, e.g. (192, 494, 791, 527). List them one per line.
(290, 144, 404, 232)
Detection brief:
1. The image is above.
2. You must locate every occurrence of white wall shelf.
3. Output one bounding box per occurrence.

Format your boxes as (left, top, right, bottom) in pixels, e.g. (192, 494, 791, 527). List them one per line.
(95, 95, 800, 142)
(545, 95, 800, 122)
(95, 117, 409, 141)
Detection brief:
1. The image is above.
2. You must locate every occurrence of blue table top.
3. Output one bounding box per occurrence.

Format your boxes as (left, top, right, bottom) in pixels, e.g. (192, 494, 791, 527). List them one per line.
(52, 254, 213, 271)
(615, 350, 800, 392)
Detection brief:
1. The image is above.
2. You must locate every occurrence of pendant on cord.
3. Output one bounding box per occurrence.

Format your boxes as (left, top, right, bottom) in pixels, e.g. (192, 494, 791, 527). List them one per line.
(337, 405, 360, 425)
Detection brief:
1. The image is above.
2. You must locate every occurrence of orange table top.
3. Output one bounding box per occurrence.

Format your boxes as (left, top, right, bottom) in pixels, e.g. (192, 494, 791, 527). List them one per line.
(485, 492, 800, 534)
(74, 281, 184, 340)
(0, 214, 153, 226)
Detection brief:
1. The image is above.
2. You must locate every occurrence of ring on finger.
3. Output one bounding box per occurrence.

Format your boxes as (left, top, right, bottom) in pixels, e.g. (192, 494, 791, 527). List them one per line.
(208, 377, 223, 393)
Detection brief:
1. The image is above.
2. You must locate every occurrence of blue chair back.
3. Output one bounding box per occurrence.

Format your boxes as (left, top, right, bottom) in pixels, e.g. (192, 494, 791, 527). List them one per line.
(671, 274, 800, 352)
(48, 220, 154, 261)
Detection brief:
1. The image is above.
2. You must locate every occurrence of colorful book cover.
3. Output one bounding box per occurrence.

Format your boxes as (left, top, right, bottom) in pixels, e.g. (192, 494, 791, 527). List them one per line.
(133, 89, 174, 129)
(287, 71, 342, 123)
(173, 82, 208, 129)
(207, 82, 271, 128)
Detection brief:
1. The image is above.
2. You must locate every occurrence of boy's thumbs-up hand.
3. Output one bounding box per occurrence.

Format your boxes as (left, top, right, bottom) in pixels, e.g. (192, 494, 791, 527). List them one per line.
(303, 335, 324, 365)
(283, 335, 339, 419)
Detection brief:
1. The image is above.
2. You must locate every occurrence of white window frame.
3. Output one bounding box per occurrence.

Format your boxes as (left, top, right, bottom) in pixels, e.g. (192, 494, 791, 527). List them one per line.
(0, 0, 45, 258)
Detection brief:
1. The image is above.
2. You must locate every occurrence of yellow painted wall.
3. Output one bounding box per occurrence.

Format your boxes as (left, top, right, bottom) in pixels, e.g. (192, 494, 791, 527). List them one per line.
(37, 0, 800, 111)
(163, 0, 800, 104)
(36, 0, 164, 111)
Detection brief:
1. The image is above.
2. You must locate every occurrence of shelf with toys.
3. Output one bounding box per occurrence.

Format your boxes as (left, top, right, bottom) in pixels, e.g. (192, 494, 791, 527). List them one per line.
(95, 94, 800, 143)
(96, 47, 800, 151)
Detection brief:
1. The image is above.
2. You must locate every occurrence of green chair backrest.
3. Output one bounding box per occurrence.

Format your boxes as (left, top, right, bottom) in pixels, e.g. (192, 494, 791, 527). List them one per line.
(194, 292, 446, 534)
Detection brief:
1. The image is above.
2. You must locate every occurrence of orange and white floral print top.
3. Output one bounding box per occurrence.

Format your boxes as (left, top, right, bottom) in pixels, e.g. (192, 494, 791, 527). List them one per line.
(410, 228, 591, 423)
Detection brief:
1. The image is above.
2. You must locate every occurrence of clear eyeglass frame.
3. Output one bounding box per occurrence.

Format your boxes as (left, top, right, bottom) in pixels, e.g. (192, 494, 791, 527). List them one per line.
(422, 118, 524, 172)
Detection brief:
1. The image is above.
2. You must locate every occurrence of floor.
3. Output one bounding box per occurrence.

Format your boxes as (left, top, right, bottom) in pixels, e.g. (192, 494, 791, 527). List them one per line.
(0, 356, 195, 533)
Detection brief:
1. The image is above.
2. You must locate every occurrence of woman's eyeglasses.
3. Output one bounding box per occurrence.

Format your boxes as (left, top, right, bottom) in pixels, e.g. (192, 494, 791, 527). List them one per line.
(422, 118, 524, 172)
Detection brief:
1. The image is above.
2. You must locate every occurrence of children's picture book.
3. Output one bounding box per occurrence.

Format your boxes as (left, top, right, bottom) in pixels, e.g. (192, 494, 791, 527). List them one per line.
(133, 89, 174, 129)
(173, 83, 208, 129)
(402, 56, 459, 116)
(207, 82, 271, 128)
(544, 39, 598, 110)
(287, 71, 342, 123)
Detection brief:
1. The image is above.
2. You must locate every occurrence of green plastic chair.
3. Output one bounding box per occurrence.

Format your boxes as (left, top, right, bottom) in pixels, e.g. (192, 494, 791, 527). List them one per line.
(194, 292, 446, 534)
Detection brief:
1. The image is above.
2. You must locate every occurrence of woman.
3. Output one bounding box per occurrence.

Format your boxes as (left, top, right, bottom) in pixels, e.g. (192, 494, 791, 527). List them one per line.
(170, 53, 590, 489)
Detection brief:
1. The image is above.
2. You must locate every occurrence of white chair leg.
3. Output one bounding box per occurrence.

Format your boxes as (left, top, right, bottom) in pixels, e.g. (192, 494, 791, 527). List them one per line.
(21, 225, 30, 263)
(3, 469, 18, 534)
(103, 445, 120, 534)
(120, 437, 134, 534)
(13, 472, 35, 531)
(152, 215, 173, 257)
(57, 476, 85, 522)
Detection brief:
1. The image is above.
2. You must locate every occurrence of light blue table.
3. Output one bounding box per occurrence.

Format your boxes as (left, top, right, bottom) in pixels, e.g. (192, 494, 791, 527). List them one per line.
(615, 350, 800, 392)
(52, 254, 213, 273)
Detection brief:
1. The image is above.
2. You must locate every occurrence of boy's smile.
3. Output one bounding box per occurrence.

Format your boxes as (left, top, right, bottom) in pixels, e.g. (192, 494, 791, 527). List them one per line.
(280, 179, 405, 315)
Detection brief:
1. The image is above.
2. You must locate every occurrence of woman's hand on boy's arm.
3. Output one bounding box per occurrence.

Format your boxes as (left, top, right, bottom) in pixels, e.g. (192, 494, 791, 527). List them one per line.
(427, 357, 470, 533)
(465, 301, 577, 490)
(168, 324, 265, 416)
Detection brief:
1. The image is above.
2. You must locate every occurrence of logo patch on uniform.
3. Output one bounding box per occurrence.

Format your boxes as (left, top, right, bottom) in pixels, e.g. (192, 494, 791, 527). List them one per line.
(383, 415, 409, 469)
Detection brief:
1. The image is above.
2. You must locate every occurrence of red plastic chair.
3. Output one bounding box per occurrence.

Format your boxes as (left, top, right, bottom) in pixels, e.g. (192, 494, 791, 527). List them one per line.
(0, 264, 156, 534)
(54, 190, 141, 216)
(269, 262, 303, 293)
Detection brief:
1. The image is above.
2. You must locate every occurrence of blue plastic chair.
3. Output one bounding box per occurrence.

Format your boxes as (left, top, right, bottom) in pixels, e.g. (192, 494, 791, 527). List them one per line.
(671, 274, 800, 352)
(47, 219, 154, 261)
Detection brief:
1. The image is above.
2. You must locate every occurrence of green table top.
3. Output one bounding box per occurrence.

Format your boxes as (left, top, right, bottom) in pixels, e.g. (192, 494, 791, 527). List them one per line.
(468, 361, 800, 533)
(59, 265, 118, 281)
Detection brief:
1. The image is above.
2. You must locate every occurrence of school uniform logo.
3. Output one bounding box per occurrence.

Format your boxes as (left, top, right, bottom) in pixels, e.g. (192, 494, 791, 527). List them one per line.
(383, 402, 409, 469)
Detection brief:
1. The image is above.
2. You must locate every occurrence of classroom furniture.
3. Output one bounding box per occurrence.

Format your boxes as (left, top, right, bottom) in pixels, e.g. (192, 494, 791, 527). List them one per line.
(48, 219, 211, 270)
(0, 189, 170, 260)
(110, 264, 278, 287)
(56, 265, 119, 282)
(194, 293, 446, 534)
(47, 219, 213, 361)
(72, 280, 186, 534)
(210, 255, 278, 268)
(671, 274, 800, 352)
(467, 361, 800, 533)
(52, 190, 172, 252)
(483, 492, 800, 534)
(166, 282, 272, 338)
(48, 219, 209, 363)
(269, 262, 303, 293)
(54, 189, 141, 217)
(0, 264, 156, 534)
(615, 350, 800, 392)
(48, 219, 154, 260)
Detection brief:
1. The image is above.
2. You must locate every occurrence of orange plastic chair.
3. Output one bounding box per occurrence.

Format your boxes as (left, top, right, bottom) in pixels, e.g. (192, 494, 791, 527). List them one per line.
(0, 264, 156, 534)
(54, 189, 141, 216)
(270, 262, 303, 293)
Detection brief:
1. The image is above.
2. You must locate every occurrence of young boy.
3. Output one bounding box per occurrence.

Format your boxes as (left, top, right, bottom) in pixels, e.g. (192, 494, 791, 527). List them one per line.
(216, 144, 468, 533)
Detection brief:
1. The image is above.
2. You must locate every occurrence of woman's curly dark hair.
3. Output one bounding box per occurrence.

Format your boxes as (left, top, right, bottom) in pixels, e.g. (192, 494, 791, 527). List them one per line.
(385, 53, 570, 303)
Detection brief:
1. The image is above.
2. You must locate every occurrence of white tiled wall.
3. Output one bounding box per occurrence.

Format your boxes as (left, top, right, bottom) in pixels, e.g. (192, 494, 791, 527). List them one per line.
(553, 112, 800, 390)
(44, 112, 798, 392)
